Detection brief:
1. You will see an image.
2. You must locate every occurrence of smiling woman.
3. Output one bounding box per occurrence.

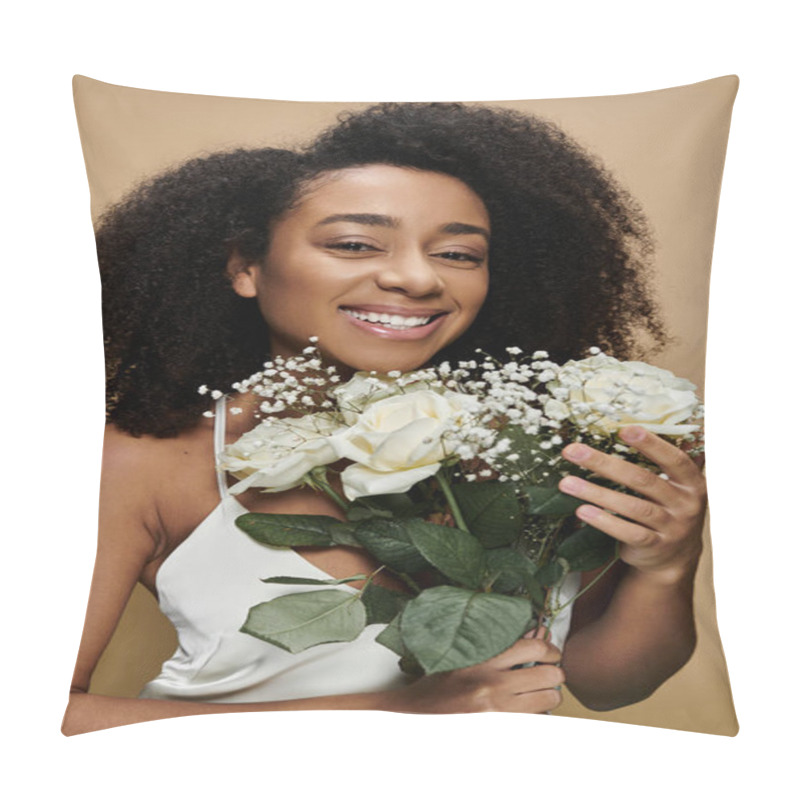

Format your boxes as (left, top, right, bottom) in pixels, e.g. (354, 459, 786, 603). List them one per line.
(230, 166, 490, 373)
(64, 95, 727, 735)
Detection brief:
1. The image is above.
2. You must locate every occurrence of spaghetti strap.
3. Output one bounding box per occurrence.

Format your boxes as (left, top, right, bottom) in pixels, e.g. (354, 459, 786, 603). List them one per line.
(213, 396, 228, 501)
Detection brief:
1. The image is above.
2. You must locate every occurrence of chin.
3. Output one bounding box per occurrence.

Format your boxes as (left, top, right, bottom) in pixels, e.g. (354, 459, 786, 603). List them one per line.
(339, 357, 432, 375)
(329, 346, 441, 376)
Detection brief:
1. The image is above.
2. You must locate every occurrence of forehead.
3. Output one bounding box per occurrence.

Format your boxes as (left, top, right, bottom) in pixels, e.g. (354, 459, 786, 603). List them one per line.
(285, 165, 490, 227)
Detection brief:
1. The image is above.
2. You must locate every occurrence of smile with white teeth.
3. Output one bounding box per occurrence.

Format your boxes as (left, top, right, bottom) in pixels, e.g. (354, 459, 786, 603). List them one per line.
(342, 308, 436, 330)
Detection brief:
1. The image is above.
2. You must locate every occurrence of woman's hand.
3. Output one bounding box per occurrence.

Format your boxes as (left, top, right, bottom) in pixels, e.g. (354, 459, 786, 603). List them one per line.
(384, 635, 564, 714)
(558, 425, 707, 581)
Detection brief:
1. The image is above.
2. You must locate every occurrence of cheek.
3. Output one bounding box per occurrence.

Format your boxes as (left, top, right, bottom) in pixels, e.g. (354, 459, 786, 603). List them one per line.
(459, 272, 490, 320)
(252, 271, 306, 335)
(257, 263, 318, 311)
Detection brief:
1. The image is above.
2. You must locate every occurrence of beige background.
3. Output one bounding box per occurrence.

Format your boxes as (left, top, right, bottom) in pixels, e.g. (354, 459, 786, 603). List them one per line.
(74, 75, 739, 735)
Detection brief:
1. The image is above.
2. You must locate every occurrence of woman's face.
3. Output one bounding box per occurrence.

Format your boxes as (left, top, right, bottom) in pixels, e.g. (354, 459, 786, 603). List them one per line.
(232, 165, 490, 374)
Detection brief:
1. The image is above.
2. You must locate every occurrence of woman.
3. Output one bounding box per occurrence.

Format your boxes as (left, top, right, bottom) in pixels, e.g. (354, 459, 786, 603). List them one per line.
(62, 103, 706, 735)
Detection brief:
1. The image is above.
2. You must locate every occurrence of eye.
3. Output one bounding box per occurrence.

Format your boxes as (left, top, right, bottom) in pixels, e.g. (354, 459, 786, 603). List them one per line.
(326, 240, 383, 255)
(330, 241, 374, 251)
(432, 250, 485, 267)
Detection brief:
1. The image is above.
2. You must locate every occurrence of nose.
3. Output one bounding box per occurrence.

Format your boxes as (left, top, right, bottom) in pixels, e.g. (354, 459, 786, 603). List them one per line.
(374, 248, 445, 297)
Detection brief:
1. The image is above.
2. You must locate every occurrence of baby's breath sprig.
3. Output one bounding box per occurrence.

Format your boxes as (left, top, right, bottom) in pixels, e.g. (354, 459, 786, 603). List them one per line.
(198, 337, 338, 421)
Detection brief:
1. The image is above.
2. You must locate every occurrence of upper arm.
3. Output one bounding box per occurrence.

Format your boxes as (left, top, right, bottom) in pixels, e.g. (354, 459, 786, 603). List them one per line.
(69, 427, 163, 694)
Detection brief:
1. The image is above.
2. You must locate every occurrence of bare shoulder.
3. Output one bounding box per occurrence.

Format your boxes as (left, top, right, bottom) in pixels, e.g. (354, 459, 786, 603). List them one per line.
(101, 421, 216, 490)
(98, 426, 172, 554)
(102, 424, 181, 477)
(102, 419, 223, 557)
(101, 427, 170, 520)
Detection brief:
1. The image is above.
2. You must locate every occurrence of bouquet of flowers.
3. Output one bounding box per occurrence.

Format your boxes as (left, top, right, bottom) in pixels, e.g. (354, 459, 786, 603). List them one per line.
(206, 345, 703, 676)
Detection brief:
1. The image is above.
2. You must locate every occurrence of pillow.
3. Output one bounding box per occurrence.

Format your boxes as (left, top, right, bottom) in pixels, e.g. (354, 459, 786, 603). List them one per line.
(70, 74, 738, 735)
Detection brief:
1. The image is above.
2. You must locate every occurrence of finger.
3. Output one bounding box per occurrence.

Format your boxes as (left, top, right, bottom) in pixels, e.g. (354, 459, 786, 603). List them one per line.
(573, 503, 659, 549)
(562, 442, 680, 504)
(489, 638, 561, 670)
(618, 426, 704, 486)
(559, 475, 670, 529)
(522, 626, 550, 641)
(511, 688, 563, 714)
(504, 664, 565, 695)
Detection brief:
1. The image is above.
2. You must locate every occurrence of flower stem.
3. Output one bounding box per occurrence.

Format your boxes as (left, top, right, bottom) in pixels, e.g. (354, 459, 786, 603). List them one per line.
(356, 565, 386, 597)
(548, 552, 620, 620)
(313, 474, 350, 512)
(435, 471, 471, 534)
(394, 571, 422, 594)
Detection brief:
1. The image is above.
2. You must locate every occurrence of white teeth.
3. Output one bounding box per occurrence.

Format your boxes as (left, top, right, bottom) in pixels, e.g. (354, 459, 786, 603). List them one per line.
(344, 309, 434, 330)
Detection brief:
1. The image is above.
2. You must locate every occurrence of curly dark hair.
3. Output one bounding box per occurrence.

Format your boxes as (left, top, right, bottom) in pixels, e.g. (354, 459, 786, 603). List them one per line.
(98, 102, 665, 437)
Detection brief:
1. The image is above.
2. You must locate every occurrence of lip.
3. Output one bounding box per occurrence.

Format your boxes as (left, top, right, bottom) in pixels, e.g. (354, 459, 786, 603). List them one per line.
(338, 305, 451, 340)
(339, 304, 451, 316)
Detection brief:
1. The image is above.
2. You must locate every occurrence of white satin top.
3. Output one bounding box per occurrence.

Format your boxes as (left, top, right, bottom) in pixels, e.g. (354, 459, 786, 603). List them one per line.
(139, 399, 577, 703)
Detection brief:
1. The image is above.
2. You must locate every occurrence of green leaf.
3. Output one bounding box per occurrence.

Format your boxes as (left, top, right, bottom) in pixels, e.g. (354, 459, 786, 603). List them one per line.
(361, 583, 409, 625)
(374, 613, 425, 675)
(241, 589, 366, 654)
(400, 586, 532, 674)
(450, 481, 523, 548)
(556, 525, 617, 572)
(535, 557, 569, 588)
(525, 486, 583, 517)
(346, 493, 426, 522)
(329, 522, 362, 547)
(522, 572, 547, 611)
(398, 652, 425, 677)
(406, 519, 486, 589)
(353, 519, 429, 573)
(375, 613, 405, 655)
(260, 574, 367, 586)
(483, 548, 537, 594)
(235, 513, 342, 547)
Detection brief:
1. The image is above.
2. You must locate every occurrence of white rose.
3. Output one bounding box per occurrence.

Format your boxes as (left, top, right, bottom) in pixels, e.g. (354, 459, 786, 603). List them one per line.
(330, 373, 402, 424)
(333, 390, 472, 500)
(549, 354, 701, 436)
(219, 413, 345, 494)
(331, 371, 436, 424)
(543, 397, 570, 421)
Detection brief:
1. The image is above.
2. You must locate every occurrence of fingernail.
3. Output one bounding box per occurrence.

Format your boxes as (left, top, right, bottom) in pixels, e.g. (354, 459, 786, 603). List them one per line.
(563, 443, 591, 462)
(620, 426, 646, 443)
(576, 504, 599, 521)
(560, 476, 582, 493)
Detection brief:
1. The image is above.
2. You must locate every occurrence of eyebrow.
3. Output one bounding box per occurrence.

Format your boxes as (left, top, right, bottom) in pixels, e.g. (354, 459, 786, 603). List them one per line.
(440, 222, 490, 241)
(316, 214, 490, 241)
(317, 213, 399, 228)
